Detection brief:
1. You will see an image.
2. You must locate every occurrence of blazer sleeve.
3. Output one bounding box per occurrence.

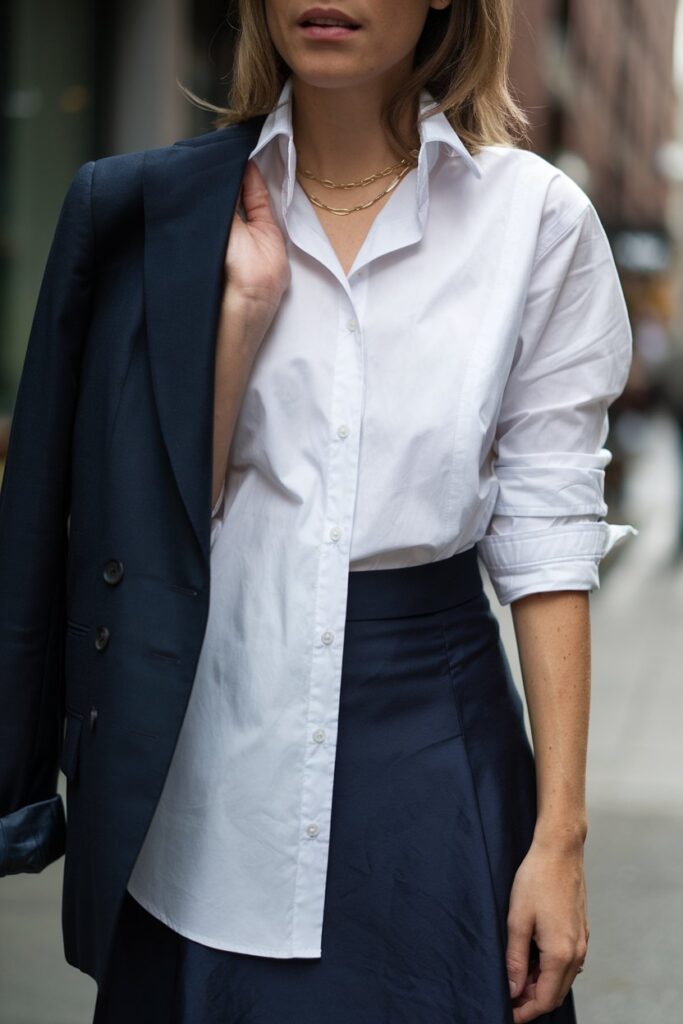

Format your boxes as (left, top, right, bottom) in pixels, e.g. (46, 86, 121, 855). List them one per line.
(0, 159, 96, 875)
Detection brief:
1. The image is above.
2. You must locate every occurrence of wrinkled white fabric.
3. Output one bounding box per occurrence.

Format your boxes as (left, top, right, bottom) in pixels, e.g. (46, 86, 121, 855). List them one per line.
(127, 74, 636, 958)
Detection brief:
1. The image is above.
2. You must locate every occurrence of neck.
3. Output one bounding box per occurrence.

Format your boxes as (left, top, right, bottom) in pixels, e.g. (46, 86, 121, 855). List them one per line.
(290, 71, 420, 184)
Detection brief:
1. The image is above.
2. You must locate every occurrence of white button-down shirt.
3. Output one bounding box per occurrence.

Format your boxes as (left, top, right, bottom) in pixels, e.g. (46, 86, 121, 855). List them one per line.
(126, 75, 636, 957)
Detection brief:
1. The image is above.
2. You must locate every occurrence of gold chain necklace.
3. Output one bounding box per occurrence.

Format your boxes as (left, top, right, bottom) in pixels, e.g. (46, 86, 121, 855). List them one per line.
(296, 148, 419, 217)
(298, 152, 417, 189)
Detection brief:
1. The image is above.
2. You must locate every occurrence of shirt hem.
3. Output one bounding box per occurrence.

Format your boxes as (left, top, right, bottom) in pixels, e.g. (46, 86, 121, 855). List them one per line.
(125, 880, 322, 959)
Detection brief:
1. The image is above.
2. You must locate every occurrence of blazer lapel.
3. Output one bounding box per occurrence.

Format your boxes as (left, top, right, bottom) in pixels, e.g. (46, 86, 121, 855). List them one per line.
(142, 117, 266, 566)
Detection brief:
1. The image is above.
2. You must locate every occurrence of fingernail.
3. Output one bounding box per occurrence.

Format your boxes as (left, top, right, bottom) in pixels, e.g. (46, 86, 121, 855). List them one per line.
(509, 978, 518, 996)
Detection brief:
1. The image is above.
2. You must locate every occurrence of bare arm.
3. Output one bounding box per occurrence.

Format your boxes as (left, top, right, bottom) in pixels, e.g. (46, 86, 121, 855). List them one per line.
(212, 295, 266, 511)
(505, 589, 591, 1023)
(211, 159, 290, 514)
(512, 589, 590, 846)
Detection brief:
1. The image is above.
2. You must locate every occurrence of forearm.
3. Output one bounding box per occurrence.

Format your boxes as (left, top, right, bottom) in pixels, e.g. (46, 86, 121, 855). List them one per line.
(510, 590, 591, 851)
(212, 293, 267, 510)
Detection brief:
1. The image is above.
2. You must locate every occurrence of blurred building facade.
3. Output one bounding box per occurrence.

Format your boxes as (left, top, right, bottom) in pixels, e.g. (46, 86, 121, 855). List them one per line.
(510, 0, 682, 378)
(511, 0, 678, 232)
(0, 0, 233, 414)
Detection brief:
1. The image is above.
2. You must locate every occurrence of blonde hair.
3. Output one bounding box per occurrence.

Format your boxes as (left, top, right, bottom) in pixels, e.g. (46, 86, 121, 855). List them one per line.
(178, 0, 530, 161)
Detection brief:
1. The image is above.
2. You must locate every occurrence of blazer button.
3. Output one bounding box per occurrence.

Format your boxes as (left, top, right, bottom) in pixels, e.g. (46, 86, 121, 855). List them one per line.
(89, 706, 98, 731)
(95, 625, 110, 651)
(103, 558, 124, 585)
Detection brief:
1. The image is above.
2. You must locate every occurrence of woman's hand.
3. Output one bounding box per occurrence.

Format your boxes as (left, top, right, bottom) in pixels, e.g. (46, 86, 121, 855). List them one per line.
(211, 159, 290, 511)
(506, 833, 589, 1022)
(224, 158, 290, 325)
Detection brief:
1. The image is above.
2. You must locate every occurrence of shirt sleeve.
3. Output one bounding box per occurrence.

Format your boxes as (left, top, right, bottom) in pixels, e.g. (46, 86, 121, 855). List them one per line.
(477, 193, 638, 606)
(210, 479, 226, 550)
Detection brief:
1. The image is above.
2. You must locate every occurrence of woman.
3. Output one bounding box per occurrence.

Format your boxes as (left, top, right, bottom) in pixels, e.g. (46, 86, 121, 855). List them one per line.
(0, 1, 636, 1022)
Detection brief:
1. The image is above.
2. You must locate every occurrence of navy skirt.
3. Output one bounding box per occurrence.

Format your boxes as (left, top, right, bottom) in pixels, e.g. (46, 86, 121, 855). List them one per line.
(93, 545, 577, 1024)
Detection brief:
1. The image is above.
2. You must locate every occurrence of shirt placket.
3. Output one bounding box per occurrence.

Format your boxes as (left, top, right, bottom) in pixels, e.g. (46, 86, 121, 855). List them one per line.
(290, 279, 367, 953)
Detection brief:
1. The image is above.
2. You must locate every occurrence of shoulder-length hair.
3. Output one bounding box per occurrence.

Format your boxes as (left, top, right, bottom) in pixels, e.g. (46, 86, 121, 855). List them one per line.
(179, 0, 530, 161)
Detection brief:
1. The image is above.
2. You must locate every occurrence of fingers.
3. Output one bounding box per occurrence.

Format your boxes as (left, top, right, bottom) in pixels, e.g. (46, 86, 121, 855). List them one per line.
(506, 914, 532, 1001)
(512, 961, 566, 1022)
(511, 938, 588, 1023)
(240, 159, 276, 224)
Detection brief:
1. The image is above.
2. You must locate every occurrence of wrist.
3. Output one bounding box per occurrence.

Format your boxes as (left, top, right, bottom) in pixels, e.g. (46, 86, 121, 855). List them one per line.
(217, 290, 273, 355)
(222, 285, 281, 326)
(532, 815, 588, 852)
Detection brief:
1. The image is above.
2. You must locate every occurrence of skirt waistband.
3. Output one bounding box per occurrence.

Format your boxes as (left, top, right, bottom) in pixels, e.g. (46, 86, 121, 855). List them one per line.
(346, 545, 482, 621)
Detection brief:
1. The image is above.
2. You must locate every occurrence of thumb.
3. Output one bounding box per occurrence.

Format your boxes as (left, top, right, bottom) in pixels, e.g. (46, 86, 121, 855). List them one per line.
(506, 916, 532, 998)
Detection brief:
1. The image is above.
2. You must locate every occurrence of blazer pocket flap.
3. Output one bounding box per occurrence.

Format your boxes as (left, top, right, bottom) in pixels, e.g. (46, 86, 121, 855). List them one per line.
(60, 713, 83, 783)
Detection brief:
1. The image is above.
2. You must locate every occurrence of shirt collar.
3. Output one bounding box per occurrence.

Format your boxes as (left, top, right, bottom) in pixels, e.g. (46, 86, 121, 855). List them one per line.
(248, 75, 482, 218)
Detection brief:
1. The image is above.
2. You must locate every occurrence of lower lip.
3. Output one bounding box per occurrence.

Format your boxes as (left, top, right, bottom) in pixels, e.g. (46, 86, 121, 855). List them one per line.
(298, 24, 361, 39)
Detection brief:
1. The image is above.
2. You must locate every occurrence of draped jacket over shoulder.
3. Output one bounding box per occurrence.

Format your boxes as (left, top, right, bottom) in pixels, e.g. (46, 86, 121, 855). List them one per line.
(0, 115, 267, 983)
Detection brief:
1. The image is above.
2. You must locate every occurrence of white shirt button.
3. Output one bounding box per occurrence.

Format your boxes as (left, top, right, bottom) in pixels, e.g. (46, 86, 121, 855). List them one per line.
(346, 318, 358, 332)
(312, 728, 326, 743)
(337, 423, 350, 438)
(321, 630, 334, 645)
(329, 526, 342, 542)
(306, 823, 319, 838)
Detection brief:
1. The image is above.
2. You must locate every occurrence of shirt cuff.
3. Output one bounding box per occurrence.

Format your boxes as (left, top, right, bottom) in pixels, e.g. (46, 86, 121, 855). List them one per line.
(477, 520, 638, 605)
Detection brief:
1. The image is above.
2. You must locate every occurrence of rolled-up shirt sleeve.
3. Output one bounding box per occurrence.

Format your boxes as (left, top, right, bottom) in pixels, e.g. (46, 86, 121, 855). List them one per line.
(477, 192, 638, 605)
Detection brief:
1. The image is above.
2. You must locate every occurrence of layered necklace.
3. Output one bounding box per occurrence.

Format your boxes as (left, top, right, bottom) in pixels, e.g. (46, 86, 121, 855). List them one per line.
(296, 147, 420, 217)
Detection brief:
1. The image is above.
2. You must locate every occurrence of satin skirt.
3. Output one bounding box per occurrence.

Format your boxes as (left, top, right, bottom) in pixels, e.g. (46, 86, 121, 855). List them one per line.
(93, 545, 577, 1024)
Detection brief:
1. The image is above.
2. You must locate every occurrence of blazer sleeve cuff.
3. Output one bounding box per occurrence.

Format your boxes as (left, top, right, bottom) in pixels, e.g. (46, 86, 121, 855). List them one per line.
(0, 794, 66, 876)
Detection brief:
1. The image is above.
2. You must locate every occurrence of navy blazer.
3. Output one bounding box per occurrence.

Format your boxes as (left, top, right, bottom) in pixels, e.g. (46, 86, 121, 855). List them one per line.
(0, 113, 266, 985)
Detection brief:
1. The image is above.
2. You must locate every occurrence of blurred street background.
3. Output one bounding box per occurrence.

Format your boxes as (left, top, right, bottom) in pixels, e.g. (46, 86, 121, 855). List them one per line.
(2, 0, 683, 1021)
